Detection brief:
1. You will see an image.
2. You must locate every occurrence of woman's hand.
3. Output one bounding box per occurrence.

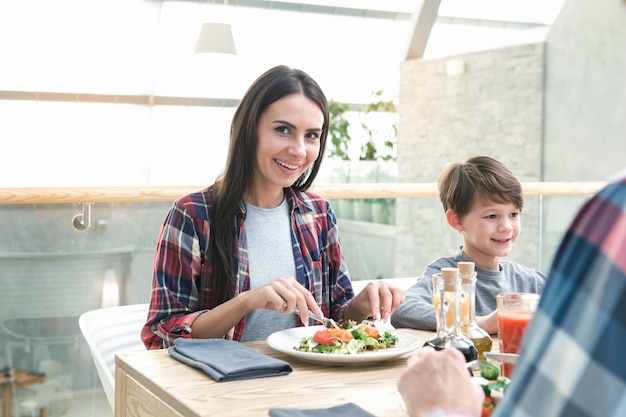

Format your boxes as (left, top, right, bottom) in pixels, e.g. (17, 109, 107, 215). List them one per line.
(397, 347, 484, 417)
(345, 281, 405, 322)
(241, 277, 323, 325)
(191, 277, 321, 339)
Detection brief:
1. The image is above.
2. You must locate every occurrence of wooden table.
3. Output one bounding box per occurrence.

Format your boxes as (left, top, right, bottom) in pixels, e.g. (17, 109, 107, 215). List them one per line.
(115, 329, 499, 417)
(0, 369, 47, 417)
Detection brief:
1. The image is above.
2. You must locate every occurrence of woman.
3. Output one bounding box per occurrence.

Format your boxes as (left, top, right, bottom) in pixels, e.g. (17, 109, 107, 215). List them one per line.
(142, 65, 405, 349)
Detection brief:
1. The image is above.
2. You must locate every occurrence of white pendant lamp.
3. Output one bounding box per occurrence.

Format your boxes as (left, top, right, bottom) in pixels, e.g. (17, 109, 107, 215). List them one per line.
(195, 22, 236, 54)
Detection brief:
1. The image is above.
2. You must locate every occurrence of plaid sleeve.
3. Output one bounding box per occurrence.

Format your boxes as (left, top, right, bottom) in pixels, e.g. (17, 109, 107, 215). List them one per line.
(494, 177, 626, 417)
(142, 194, 208, 349)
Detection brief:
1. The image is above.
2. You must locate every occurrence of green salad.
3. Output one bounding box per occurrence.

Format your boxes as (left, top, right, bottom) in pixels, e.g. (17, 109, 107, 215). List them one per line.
(295, 320, 399, 354)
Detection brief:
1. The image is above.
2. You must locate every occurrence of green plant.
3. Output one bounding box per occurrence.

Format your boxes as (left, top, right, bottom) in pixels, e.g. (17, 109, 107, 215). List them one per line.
(359, 89, 397, 161)
(326, 91, 397, 162)
(327, 100, 352, 161)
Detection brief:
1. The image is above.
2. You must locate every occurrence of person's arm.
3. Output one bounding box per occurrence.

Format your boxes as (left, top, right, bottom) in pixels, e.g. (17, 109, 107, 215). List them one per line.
(390, 276, 437, 330)
(397, 347, 484, 417)
(189, 276, 322, 338)
(141, 197, 213, 349)
(475, 309, 498, 334)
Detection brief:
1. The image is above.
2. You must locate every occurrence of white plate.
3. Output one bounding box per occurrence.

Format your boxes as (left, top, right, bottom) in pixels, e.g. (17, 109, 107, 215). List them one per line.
(266, 325, 422, 366)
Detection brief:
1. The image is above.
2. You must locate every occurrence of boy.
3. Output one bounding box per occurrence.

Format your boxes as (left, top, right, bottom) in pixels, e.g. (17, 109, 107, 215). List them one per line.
(390, 156, 546, 333)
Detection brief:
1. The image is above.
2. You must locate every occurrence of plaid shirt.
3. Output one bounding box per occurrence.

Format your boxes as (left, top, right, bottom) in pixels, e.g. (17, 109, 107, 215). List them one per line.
(141, 186, 353, 349)
(495, 174, 626, 417)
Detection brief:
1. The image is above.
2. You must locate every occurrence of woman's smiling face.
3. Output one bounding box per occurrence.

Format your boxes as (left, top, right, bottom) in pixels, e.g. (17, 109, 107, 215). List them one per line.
(249, 93, 323, 206)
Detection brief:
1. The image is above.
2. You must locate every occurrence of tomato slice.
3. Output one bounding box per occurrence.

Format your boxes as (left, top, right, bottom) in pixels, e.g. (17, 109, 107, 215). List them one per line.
(481, 397, 494, 417)
(313, 330, 335, 345)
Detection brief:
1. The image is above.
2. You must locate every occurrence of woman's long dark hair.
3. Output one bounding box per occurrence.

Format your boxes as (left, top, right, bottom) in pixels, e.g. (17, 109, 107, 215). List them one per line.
(208, 65, 329, 308)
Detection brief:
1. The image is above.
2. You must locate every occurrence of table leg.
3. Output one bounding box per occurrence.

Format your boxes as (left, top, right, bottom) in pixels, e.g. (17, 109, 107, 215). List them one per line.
(40, 405, 48, 417)
(2, 388, 11, 417)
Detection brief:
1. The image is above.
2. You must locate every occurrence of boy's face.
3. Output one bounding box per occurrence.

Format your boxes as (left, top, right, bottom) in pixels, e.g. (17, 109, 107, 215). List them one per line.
(452, 198, 521, 267)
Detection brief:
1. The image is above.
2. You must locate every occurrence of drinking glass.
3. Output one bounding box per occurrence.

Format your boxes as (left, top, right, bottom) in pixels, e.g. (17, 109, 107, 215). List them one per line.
(496, 292, 540, 378)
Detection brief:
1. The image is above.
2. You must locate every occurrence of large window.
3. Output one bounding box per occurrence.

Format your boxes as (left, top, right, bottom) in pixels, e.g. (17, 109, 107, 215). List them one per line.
(0, 0, 564, 187)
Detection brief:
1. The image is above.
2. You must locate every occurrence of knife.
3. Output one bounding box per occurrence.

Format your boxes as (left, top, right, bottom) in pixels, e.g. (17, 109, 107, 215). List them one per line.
(484, 352, 519, 365)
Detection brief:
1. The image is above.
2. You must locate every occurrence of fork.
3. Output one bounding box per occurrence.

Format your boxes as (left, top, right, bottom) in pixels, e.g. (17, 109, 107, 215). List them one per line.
(465, 359, 499, 376)
(286, 302, 341, 328)
(304, 310, 341, 329)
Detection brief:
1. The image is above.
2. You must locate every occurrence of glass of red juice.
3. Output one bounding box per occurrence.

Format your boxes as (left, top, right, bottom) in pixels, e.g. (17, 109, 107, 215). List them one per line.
(496, 293, 540, 378)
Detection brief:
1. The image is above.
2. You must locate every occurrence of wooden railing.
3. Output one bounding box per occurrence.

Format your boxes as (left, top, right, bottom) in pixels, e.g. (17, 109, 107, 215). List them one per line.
(0, 182, 606, 205)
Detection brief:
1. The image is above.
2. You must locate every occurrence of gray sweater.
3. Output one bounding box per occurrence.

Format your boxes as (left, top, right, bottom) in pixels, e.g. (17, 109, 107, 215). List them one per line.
(390, 249, 546, 331)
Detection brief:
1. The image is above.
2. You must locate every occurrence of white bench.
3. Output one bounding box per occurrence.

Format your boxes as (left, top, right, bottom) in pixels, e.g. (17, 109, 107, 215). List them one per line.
(79, 303, 149, 411)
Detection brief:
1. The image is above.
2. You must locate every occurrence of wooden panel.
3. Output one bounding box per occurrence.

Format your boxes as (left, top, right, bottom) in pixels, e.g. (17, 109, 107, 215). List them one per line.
(115, 366, 127, 417)
(116, 365, 184, 417)
(120, 374, 183, 417)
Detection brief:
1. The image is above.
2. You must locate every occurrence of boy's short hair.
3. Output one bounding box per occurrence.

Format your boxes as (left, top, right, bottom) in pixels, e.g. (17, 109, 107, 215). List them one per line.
(438, 156, 524, 219)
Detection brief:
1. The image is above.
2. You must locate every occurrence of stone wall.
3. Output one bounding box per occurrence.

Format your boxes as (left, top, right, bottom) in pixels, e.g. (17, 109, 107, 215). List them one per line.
(396, 43, 545, 277)
(541, 0, 626, 263)
(396, 0, 626, 277)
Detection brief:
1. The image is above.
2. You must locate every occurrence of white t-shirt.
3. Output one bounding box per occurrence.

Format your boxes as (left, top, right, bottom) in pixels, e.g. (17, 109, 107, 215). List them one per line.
(240, 198, 298, 342)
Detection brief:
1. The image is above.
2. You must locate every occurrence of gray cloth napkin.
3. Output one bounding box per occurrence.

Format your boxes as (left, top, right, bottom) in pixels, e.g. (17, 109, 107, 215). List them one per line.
(268, 403, 377, 417)
(168, 338, 292, 382)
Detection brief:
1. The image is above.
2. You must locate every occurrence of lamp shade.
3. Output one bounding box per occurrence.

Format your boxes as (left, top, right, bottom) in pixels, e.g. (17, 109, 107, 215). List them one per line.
(195, 22, 236, 54)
